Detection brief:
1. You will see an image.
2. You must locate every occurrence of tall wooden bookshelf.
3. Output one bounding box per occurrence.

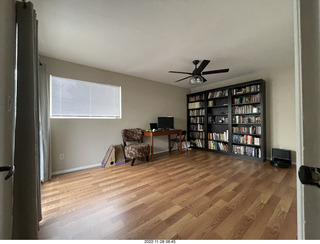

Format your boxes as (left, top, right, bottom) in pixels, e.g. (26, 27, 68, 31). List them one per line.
(187, 79, 265, 161)
(187, 92, 205, 149)
(207, 88, 229, 153)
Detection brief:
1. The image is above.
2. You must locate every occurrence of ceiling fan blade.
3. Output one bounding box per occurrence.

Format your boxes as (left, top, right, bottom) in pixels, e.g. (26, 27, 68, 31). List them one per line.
(202, 68, 229, 75)
(195, 60, 210, 75)
(174, 76, 192, 82)
(169, 71, 193, 75)
(201, 76, 207, 82)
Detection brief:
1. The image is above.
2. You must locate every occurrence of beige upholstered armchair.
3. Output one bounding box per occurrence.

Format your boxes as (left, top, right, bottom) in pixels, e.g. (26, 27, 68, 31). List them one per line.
(121, 128, 150, 166)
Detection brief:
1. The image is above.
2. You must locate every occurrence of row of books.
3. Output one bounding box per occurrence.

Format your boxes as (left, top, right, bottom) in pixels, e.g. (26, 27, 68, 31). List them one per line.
(232, 105, 260, 114)
(188, 102, 204, 109)
(189, 131, 205, 139)
(192, 139, 205, 148)
(233, 94, 261, 105)
(232, 126, 261, 135)
(208, 89, 228, 99)
(232, 135, 260, 145)
(233, 145, 261, 158)
(232, 115, 261, 124)
(190, 124, 204, 131)
(189, 109, 205, 116)
(189, 94, 205, 102)
(208, 130, 228, 142)
(208, 141, 229, 152)
(232, 85, 260, 95)
(190, 116, 204, 124)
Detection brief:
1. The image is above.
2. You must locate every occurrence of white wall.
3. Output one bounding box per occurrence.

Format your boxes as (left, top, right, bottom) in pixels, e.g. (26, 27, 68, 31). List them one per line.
(40, 56, 190, 173)
(43, 54, 296, 173)
(190, 65, 296, 161)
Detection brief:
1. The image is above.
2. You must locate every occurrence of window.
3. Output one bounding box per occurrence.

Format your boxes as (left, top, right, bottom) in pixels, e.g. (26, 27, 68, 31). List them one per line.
(50, 76, 121, 119)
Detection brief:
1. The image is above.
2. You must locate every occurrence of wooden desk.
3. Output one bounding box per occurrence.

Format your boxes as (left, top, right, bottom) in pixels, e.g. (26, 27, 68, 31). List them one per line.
(143, 129, 182, 161)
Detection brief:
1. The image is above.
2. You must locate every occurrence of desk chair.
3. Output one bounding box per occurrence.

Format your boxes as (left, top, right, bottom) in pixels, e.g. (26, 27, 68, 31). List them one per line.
(121, 128, 150, 166)
(170, 130, 188, 151)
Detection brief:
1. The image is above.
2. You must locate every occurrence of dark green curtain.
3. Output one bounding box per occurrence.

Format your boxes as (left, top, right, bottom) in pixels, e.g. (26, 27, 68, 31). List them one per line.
(39, 62, 51, 183)
(12, 1, 42, 239)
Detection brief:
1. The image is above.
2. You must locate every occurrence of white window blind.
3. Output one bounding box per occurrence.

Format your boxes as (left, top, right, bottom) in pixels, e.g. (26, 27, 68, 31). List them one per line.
(50, 76, 121, 119)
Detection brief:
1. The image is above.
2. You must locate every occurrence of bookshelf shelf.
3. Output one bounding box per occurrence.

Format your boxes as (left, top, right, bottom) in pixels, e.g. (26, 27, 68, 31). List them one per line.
(208, 123, 228, 125)
(232, 102, 261, 105)
(232, 113, 261, 116)
(232, 91, 260, 97)
(208, 105, 228, 108)
(208, 96, 228, 100)
(187, 79, 265, 161)
(233, 133, 261, 136)
(232, 142, 261, 147)
(232, 123, 261, 125)
(208, 139, 228, 143)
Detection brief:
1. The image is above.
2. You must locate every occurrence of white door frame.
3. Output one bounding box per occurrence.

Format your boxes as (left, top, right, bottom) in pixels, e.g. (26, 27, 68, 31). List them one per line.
(293, 0, 305, 239)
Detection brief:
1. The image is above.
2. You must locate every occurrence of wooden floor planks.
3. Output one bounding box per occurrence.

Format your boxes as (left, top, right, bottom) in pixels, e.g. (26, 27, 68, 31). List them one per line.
(39, 149, 297, 240)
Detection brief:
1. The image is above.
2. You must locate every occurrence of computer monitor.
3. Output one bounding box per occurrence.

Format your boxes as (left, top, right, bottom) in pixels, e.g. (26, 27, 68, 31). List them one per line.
(158, 117, 174, 130)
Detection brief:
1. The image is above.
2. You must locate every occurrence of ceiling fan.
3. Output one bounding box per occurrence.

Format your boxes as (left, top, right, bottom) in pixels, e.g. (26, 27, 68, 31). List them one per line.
(169, 60, 229, 84)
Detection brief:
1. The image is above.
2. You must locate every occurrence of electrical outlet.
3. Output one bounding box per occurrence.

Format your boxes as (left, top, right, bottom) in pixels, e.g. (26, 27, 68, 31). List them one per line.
(7, 96, 11, 112)
(59, 154, 64, 160)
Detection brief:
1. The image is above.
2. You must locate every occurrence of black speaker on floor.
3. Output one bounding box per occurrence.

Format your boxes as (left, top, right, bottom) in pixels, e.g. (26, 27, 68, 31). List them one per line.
(270, 148, 291, 168)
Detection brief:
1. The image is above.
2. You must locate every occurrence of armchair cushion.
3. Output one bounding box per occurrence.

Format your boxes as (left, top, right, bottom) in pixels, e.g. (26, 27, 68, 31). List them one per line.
(124, 143, 150, 159)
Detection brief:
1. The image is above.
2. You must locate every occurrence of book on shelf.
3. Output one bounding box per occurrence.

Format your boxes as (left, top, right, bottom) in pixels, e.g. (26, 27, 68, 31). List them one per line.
(232, 126, 261, 135)
(232, 85, 260, 95)
(232, 105, 260, 114)
(254, 137, 260, 145)
(208, 140, 229, 152)
(232, 145, 261, 158)
(208, 89, 228, 99)
(232, 134, 260, 146)
(188, 101, 204, 109)
(190, 116, 204, 123)
(189, 109, 205, 116)
(190, 124, 204, 132)
(189, 131, 205, 139)
(208, 130, 228, 142)
(233, 93, 261, 104)
(198, 124, 203, 131)
(189, 94, 205, 102)
(194, 139, 204, 148)
(232, 115, 261, 124)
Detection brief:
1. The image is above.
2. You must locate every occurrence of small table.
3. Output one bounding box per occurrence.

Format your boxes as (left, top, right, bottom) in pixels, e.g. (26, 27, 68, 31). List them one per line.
(143, 129, 182, 161)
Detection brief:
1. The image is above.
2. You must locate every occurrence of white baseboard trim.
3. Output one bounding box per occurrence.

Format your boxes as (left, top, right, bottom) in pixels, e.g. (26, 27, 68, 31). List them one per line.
(266, 156, 296, 165)
(154, 149, 169, 154)
(52, 163, 101, 176)
(54, 149, 288, 176)
(51, 150, 171, 176)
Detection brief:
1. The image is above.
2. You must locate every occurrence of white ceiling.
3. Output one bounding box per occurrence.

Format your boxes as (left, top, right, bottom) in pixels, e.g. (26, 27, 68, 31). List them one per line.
(32, 0, 294, 88)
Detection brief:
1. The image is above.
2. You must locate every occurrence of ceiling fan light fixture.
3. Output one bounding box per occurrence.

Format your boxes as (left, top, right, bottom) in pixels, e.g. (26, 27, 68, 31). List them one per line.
(190, 75, 203, 85)
(170, 59, 229, 83)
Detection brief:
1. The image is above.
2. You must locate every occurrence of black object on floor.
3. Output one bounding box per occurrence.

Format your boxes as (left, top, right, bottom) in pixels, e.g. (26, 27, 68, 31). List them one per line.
(270, 148, 291, 168)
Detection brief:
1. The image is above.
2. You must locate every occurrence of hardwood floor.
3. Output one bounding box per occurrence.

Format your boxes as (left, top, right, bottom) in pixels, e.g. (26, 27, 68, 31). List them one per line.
(39, 150, 297, 240)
